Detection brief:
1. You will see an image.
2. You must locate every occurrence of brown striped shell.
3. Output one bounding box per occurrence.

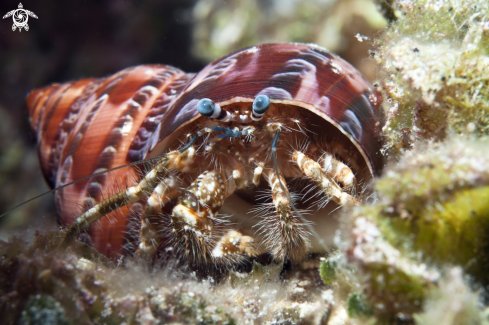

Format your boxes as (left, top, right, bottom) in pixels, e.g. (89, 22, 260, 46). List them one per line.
(27, 43, 382, 258)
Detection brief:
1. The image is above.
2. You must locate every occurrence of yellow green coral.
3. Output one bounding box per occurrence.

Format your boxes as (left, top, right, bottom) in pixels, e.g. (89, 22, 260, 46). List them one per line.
(337, 137, 489, 322)
(374, 138, 489, 282)
(351, 5, 489, 319)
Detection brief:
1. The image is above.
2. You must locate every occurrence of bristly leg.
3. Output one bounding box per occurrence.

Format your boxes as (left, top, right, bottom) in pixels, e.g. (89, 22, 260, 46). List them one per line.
(212, 230, 261, 266)
(168, 170, 259, 266)
(258, 169, 310, 263)
(292, 151, 360, 206)
(137, 174, 180, 257)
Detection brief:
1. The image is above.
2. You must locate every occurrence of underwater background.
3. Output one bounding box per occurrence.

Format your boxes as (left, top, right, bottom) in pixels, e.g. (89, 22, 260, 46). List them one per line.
(2, 0, 489, 324)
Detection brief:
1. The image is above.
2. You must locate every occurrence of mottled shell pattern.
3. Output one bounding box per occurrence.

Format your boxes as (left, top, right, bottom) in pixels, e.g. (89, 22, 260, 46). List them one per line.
(27, 43, 382, 262)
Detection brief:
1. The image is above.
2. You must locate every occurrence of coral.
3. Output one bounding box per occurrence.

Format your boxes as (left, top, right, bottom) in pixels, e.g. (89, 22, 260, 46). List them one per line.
(326, 0, 489, 322)
(375, 0, 489, 156)
(335, 137, 489, 322)
(372, 138, 489, 284)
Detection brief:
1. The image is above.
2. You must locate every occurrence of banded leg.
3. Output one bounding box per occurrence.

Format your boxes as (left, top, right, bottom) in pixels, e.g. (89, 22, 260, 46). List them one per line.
(259, 170, 309, 263)
(169, 170, 259, 265)
(292, 151, 360, 206)
(60, 148, 195, 248)
(137, 174, 180, 257)
(320, 152, 357, 190)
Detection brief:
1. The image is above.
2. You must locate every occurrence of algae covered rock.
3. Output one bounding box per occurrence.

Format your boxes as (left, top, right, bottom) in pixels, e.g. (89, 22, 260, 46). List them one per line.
(341, 2, 489, 318)
(1, 231, 336, 324)
(375, 0, 489, 155)
(372, 138, 489, 283)
(336, 137, 489, 322)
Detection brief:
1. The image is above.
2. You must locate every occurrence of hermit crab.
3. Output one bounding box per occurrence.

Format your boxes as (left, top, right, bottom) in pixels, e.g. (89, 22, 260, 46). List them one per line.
(26, 43, 382, 266)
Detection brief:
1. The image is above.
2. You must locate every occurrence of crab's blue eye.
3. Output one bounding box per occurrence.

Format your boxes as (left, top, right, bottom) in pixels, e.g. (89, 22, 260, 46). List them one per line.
(197, 98, 218, 117)
(252, 95, 270, 117)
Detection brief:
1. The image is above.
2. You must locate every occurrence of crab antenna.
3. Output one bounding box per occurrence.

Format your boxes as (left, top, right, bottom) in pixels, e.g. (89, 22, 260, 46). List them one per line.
(0, 134, 200, 219)
(271, 129, 330, 254)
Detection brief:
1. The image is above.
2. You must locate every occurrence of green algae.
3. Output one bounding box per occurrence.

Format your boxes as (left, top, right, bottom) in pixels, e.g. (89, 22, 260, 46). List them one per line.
(319, 258, 337, 286)
(347, 293, 372, 319)
(20, 295, 71, 325)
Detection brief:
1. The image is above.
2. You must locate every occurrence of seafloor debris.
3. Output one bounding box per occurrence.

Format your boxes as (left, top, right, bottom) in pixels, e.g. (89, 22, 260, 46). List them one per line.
(1, 232, 337, 324)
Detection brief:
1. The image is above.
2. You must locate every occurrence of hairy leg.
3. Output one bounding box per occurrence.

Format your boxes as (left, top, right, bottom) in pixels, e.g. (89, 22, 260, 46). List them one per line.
(258, 169, 309, 263)
(137, 174, 180, 256)
(292, 151, 360, 206)
(169, 169, 260, 266)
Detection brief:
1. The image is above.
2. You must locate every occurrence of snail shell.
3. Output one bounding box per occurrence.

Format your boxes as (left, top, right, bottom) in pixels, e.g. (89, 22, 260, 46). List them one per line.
(27, 43, 382, 258)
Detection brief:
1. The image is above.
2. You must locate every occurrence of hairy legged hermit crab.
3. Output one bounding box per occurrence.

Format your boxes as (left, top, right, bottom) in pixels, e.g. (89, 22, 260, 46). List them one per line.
(25, 43, 383, 267)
